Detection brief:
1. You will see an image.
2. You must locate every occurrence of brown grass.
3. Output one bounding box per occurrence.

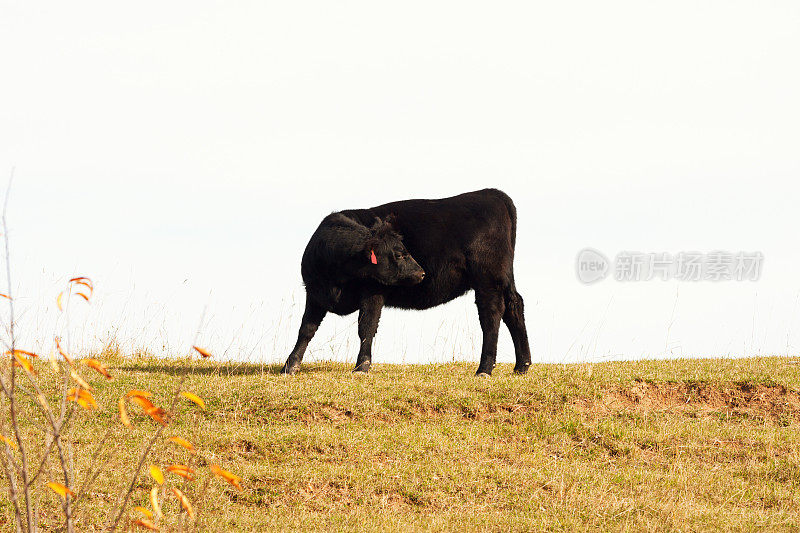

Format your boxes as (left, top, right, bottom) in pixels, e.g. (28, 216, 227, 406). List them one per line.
(4, 355, 800, 531)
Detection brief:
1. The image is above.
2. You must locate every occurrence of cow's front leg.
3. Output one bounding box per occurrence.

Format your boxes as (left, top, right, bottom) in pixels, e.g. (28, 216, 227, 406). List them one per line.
(281, 298, 327, 375)
(353, 294, 384, 373)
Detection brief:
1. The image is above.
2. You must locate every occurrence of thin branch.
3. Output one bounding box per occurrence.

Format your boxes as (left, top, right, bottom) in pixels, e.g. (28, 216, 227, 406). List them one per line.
(3, 167, 35, 532)
(74, 425, 113, 503)
(0, 408, 24, 533)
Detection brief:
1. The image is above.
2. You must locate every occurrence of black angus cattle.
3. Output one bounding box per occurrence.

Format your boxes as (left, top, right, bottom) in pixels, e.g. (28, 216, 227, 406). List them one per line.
(280, 188, 531, 376)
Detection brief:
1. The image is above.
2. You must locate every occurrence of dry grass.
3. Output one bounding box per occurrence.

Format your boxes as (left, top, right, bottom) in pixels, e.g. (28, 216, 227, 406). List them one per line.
(3, 355, 800, 531)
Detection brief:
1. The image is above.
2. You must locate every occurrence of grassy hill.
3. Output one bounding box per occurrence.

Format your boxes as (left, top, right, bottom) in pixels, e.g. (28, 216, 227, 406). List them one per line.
(3, 356, 800, 531)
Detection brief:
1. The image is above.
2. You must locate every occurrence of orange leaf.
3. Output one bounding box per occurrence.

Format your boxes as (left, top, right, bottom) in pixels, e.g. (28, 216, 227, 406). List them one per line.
(13, 354, 36, 375)
(6, 349, 39, 358)
(150, 486, 163, 519)
(193, 346, 212, 358)
(69, 276, 93, 288)
(126, 389, 152, 398)
(132, 518, 159, 531)
(83, 358, 112, 379)
(172, 488, 194, 518)
(0, 434, 18, 450)
(129, 395, 155, 411)
(166, 464, 194, 480)
(130, 396, 169, 424)
(47, 481, 75, 499)
(168, 436, 196, 454)
(128, 393, 167, 424)
(210, 464, 242, 490)
(75, 292, 90, 302)
(133, 506, 153, 519)
(70, 279, 94, 295)
(144, 406, 169, 426)
(180, 391, 206, 410)
(149, 465, 164, 485)
(119, 397, 132, 428)
(0, 293, 10, 300)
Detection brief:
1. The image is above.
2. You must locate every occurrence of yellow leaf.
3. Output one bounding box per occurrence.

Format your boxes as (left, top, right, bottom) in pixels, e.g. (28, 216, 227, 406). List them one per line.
(119, 397, 132, 428)
(133, 506, 152, 519)
(56, 291, 64, 311)
(36, 393, 49, 410)
(126, 390, 152, 398)
(168, 436, 196, 454)
(48, 350, 60, 373)
(150, 486, 163, 519)
(69, 369, 93, 391)
(172, 488, 194, 518)
(180, 391, 206, 410)
(67, 388, 96, 409)
(149, 465, 164, 485)
(0, 434, 18, 450)
(47, 481, 75, 499)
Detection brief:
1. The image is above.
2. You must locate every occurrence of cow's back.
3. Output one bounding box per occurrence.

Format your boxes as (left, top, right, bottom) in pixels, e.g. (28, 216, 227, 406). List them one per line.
(340, 189, 516, 310)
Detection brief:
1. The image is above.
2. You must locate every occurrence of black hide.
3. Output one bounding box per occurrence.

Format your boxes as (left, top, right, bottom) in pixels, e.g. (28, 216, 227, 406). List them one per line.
(281, 188, 531, 376)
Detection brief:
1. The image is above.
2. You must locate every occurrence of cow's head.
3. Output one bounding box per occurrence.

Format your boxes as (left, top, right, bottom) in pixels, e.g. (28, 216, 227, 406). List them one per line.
(364, 215, 425, 286)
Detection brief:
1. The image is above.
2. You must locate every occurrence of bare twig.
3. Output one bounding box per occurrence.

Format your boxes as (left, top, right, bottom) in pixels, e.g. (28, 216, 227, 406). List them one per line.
(3, 168, 36, 532)
(74, 426, 114, 503)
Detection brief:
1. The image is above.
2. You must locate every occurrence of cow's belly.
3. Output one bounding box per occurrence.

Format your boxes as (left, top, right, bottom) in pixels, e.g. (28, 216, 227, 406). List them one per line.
(383, 272, 471, 310)
(317, 266, 471, 315)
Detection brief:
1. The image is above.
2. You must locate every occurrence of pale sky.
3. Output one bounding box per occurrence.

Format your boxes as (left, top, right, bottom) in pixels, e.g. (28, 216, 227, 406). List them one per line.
(1, 1, 798, 366)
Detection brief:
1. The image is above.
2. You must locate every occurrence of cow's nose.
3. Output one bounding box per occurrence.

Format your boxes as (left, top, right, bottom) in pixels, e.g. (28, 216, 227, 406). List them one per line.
(417, 271, 426, 281)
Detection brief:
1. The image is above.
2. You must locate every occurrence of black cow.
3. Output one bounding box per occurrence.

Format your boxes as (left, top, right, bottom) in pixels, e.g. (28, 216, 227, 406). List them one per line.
(280, 188, 531, 376)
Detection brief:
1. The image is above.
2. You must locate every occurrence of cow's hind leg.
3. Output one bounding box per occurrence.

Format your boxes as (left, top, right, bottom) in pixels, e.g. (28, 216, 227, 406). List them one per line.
(281, 298, 327, 375)
(474, 289, 506, 377)
(503, 287, 532, 374)
(353, 294, 384, 373)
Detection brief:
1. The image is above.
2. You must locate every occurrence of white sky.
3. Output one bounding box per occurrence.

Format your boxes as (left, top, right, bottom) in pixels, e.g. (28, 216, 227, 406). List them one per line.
(1, 1, 798, 366)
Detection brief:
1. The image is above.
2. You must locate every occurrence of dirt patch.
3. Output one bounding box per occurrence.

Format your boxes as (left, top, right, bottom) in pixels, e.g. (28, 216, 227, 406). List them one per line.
(594, 380, 800, 423)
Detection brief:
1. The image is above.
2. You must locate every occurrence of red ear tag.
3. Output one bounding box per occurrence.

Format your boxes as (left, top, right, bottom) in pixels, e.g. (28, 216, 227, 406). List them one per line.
(370, 250, 378, 264)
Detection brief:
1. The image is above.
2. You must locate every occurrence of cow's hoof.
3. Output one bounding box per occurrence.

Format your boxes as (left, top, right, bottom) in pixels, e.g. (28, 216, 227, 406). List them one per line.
(280, 364, 299, 376)
(475, 372, 491, 378)
(513, 364, 531, 375)
(353, 361, 371, 374)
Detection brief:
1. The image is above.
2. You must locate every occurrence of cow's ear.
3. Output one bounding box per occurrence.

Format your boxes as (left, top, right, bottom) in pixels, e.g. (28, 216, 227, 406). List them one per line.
(384, 213, 397, 228)
(370, 250, 378, 264)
